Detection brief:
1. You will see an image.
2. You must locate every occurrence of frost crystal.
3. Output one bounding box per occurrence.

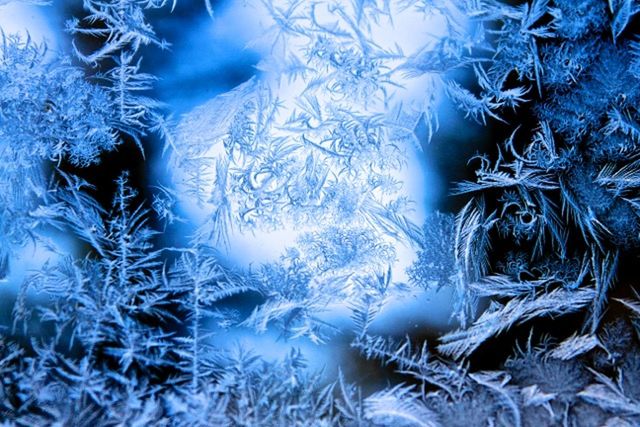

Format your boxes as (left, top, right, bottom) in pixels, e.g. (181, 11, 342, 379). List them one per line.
(2, 0, 640, 425)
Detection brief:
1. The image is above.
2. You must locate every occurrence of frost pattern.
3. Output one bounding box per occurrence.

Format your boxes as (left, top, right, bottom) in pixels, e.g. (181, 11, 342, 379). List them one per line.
(1, 0, 640, 426)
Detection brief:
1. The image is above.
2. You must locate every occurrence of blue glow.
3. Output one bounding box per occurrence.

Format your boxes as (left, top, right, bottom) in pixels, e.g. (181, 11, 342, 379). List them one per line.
(3, 1, 640, 425)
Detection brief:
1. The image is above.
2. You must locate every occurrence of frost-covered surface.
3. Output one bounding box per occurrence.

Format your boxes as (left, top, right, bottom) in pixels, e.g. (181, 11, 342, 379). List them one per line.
(2, 0, 640, 425)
